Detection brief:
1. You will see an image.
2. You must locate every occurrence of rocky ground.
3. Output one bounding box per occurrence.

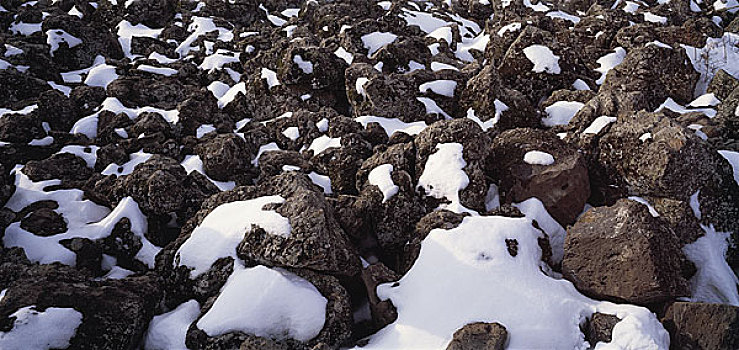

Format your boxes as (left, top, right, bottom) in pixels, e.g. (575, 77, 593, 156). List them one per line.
(1, 0, 739, 349)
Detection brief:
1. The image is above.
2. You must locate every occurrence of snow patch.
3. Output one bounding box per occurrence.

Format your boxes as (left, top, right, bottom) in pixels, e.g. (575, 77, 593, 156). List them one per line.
(542, 101, 585, 127)
(523, 151, 555, 165)
(360, 216, 669, 349)
(418, 143, 471, 214)
(419, 80, 457, 97)
(0, 306, 83, 350)
(583, 116, 617, 134)
(197, 264, 327, 342)
(145, 300, 201, 350)
(523, 45, 561, 74)
(175, 196, 291, 277)
(355, 116, 427, 137)
(368, 164, 399, 203)
(308, 135, 342, 155)
(595, 47, 626, 85)
(361, 32, 398, 57)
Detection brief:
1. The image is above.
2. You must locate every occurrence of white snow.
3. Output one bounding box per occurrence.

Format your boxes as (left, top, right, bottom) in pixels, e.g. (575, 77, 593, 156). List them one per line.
(0, 104, 37, 119)
(655, 97, 717, 118)
(688, 93, 720, 108)
(174, 196, 291, 277)
(542, 101, 585, 127)
(355, 77, 370, 97)
(137, 65, 178, 76)
(683, 33, 739, 95)
(4, 169, 159, 268)
(9, 21, 42, 36)
(465, 100, 508, 131)
(427, 26, 453, 44)
(149, 52, 177, 64)
(573, 79, 590, 90)
(368, 164, 399, 203)
(416, 97, 451, 119)
(419, 80, 457, 97)
(117, 20, 163, 58)
(513, 197, 566, 263)
(308, 172, 332, 194)
(28, 136, 54, 146)
(455, 33, 489, 62)
(643, 12, 668, 24)
(71, 98, 179, 138)
(181, 155, 236, 191)
(583, 116, 617, 134)
(252, 142, 281, 166)
(430, 62, 459, 72)
(0, 306, 83, 350)
(524, 0, 550, 11)
(261, 68, 281, 88)
(217, 82, 246, 108)
(316, 118, 329, 133)
(84, 63, 118, 89)
(595, 47, 626, 85)
(281, 8, 300, 17)
(718, 150, 739, 185)
(355, 116, 428, 137)
(623, 1, 639, 13)
(359, 216, 669, 349)
(683, 224, 739, 306)
(145, 300, 201, 350)
(485, 184, 501, 211)
(497, 22, 522, 37)
(523, 151, 555, 165)
(627, 196, 660, 217)
(196, 124, 216, 138)
(546, 11, 581, 24)
(48, 81, 72, 96)
(103, 266, 134, 280)
(176, 17, 233, 57)
(418, 143, 471, 214)
(200, 50, 240, 72)
(101, 151, 153, 176)
(46, 29, 82, 57)
(307, 135, 341, 155)
(57, 145, 99, 168)
(68, 6, 83, 18)
(714, 0, 739, 12)
(361, 32, 398, 57)
(293, 55, 313, 74)
(197, 264, 327, 342)
(523, 45, 561, 74)
(282, 126, 300, 141)
(334, 47, 354, 64)
(647, 41, 672, 49)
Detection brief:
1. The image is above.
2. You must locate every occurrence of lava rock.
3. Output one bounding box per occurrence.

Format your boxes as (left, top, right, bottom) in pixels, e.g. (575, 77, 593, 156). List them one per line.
(22, 153, 92, 182)
(19, 207, 67, 236)
(446, 322, 508, 350)
(661, 302, 739, 350)
(125, 0, 176, 28)
(487, 128, 590, 226)
(361, 263, 399, 331)
(583, 313, 621, 346)
(112, 155, 187, 215)
(0, 258, 162, 350)
(597, 111, 728, 199)
(195, 133, 255, 183)
(562, 199, 690, 305)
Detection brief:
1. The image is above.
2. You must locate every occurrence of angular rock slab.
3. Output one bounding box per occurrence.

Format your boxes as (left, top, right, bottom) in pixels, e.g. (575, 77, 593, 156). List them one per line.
(562, 199, 690, 304)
